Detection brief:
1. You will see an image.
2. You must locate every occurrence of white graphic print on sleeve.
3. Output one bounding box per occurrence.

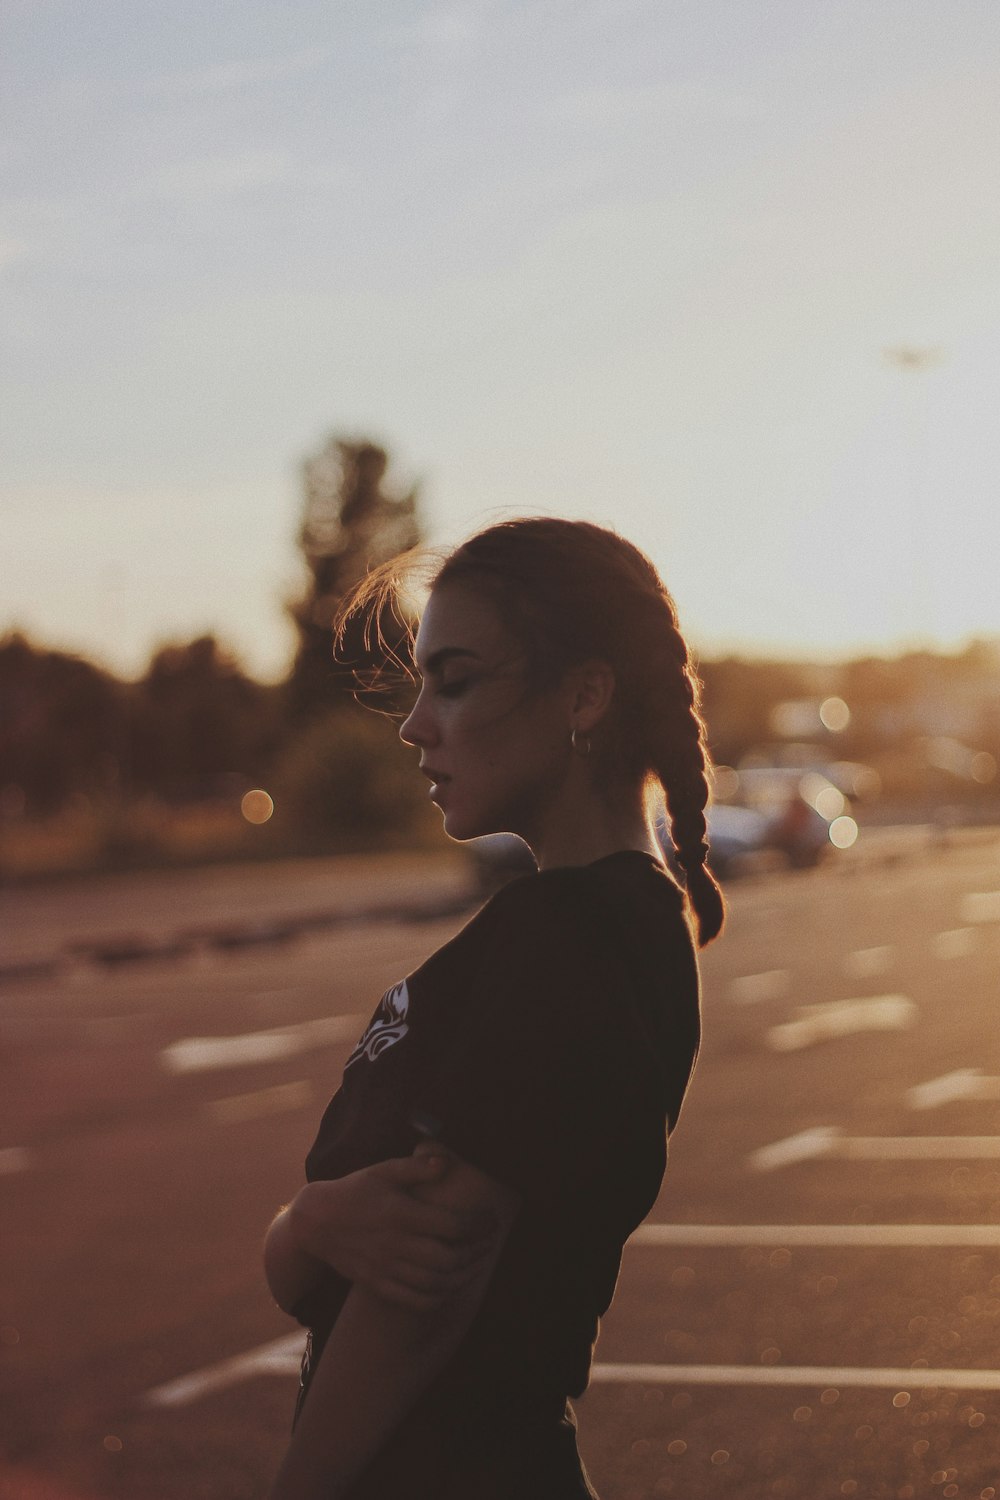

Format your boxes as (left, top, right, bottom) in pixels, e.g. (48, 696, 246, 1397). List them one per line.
(345, 980, 410, 1069)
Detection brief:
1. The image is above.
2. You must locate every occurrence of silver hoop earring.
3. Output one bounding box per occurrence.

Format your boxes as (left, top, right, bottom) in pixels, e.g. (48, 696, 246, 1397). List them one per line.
(570, 727, 592, 757)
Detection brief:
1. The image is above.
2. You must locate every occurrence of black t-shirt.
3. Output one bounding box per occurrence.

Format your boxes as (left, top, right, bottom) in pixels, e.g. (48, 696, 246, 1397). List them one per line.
(293, 850, 701, 1499)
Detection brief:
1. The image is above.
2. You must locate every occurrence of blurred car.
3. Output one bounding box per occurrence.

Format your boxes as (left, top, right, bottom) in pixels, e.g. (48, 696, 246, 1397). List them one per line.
(469, 800, 772, 892)
(724, 765, 859, 868)
(653, 764, 860, 876)
(656, 801, 772, 880)
(468, 765, 859, 893)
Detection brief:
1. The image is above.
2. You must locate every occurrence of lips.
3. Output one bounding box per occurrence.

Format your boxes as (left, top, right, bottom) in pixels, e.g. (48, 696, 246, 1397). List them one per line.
(420, 768, 450, 784)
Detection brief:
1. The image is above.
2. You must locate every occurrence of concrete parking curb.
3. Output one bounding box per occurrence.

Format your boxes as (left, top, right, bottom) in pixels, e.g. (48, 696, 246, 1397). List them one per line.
(0, 891, 481, 984)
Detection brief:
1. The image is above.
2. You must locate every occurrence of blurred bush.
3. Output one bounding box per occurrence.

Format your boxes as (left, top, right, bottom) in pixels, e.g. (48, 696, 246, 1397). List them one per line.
(270, 710, 440, 853)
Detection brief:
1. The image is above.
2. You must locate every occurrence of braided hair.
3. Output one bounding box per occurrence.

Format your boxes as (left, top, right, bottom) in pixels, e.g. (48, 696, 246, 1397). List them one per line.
(335, 516, 725, 947)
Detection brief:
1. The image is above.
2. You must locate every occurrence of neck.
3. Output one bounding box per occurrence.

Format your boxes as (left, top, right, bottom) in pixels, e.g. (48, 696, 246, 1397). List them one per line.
(527, 779, 662, 872)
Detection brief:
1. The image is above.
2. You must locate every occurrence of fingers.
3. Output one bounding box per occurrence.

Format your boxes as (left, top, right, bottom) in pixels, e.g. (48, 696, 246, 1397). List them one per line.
(372, 1278, 450, 1314)
(397, 1196, 496, 1247)
(397, 1232, 493, 1276)
(411, 1138, 456, 1166)
(374, 1154, 449, 1186)
(372, 1156, 499, 1246)
(371, 1254, 492, 1313)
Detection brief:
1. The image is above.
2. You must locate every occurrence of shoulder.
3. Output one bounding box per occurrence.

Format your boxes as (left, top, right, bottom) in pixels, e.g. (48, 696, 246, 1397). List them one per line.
(485, 856, 686, 926)
(479, 857, 689, 965)
(477, 864, 600, 943)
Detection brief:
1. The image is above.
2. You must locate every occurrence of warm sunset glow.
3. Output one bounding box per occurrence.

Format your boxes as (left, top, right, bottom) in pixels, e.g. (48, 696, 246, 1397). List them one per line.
(4, 8, 999, 671)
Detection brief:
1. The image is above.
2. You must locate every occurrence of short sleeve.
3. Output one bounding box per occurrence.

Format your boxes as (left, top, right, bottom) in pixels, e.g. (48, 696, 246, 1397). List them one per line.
(411, 873, 658, 1211)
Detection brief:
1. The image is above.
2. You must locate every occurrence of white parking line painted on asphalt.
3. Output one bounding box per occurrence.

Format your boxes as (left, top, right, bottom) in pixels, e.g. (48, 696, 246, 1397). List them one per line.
(589, 1363, 1000, 1391)
(932, 928, 976, 960)
(960, 891, 1000, 925)
(752, 1127, 1000, 1171)
(206, 1080, 313, 1124)
(766, 994, 916, 1052)
(749, 1128, 841, 1171)
(161, 1014, 366, 1074)
(629, 1223, 1000, 1247)
(842, 946, 894, 979)
(0, 1147, 31, 1176)
(144, 1331, 305, 1407)
(843, 1136, 1000, 1159)
(727, 970, 791, 1005)
(144, 1333, 1000, 1408)
(907, 1070, 1000, 1110)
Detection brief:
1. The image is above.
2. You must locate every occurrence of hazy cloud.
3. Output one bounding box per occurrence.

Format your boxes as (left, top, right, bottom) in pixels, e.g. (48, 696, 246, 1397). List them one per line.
(143, 48, 329, 97)
(146, 151, 293, 200)
(385, 0, 496, 73)
(545, 79, 759, 128)
(0, 237, 29, 272)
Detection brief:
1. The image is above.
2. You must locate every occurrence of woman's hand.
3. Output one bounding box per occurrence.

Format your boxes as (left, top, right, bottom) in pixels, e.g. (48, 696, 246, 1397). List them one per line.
(288, 1153, 499, 1312)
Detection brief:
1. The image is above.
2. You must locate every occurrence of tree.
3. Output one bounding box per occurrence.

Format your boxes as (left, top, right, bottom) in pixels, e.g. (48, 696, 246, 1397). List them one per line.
(285, 438, 421, 721)
(698, 655, 812, 767)
(129, 635, 281, 797)
(0, 632, 128, 814)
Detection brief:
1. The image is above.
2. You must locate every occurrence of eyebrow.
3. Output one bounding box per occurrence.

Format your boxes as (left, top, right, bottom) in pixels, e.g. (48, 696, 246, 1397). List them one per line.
(417, 647, 483, 676)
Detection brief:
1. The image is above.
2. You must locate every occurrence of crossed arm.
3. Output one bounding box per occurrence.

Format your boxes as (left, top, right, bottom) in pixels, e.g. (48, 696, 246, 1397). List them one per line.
(265, 1142, 520, 1500)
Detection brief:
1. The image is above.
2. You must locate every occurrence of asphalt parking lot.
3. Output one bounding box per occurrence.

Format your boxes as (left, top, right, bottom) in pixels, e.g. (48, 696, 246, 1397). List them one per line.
(3, 829, 1000, 1499)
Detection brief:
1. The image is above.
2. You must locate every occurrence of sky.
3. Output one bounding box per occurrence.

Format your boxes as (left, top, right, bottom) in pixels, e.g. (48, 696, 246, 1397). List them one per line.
(3, 0, 1000, 680)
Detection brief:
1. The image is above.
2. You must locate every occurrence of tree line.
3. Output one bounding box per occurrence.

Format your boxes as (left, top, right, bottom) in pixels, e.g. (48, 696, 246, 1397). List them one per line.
(2, 433, 998, 866)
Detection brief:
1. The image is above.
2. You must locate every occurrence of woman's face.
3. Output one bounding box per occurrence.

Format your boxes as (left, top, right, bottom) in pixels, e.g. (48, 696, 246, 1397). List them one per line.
(399, 581, 577, 845)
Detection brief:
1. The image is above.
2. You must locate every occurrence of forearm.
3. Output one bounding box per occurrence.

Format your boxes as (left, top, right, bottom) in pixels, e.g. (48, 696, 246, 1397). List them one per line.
(267, 1283, 478, 1500)
(263, 1206, 324, 1317)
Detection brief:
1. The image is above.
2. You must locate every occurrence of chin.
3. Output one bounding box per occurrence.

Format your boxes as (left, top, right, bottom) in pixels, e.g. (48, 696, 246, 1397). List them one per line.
(441, 811, 487, 842)
(441, 804, 511, 844)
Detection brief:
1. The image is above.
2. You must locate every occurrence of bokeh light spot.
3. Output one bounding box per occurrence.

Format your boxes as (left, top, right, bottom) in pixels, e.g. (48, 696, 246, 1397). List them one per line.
(829, 815, 859, 848)
(815, 784, 846, 819)
(102, 1436, 123, 1453)
(712, 765, 741, 801)
(893, 1391, 911, 1408)
(972, 752, 997, 783)
(820, 697, 851, 732)
(241, 789, 274, 824)
(667, 1439, 687, 1456)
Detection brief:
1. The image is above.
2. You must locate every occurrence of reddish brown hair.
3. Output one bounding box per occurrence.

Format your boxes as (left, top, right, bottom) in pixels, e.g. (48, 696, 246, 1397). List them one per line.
(336, 517, 725, 947)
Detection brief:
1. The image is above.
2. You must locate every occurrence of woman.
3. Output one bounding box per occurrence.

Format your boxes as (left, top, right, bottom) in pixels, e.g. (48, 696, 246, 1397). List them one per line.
(264, 517, 725, 1499)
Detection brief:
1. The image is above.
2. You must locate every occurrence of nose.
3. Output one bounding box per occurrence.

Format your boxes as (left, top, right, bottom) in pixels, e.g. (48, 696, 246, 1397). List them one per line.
(399, 687, 435, 748)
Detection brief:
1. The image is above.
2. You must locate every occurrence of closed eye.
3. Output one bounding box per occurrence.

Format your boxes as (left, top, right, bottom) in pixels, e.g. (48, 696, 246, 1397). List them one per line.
(436, 678, 471, 698)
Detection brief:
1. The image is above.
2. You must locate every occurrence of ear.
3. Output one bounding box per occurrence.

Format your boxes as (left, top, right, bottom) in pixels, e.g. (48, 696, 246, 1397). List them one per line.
(569, 658, 616, 732)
